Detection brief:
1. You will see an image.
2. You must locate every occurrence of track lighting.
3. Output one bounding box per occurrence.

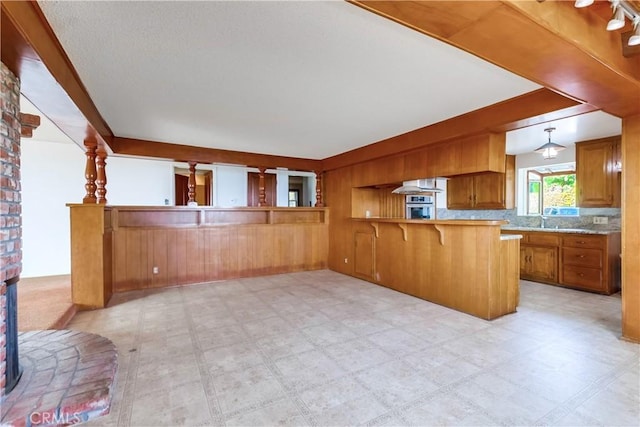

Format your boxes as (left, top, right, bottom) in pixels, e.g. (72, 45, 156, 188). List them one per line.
(574, 0, 594, 8)
(630, 17, 640, 46)
(607, 1, 626, 31)
(576, 0, 640, 47)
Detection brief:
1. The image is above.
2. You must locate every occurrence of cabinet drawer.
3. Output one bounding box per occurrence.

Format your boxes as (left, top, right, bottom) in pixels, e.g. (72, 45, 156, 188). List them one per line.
(562, 265, 603, 291)
(527, 233, 560, 246)
(562, 235, 604, 249)
(562, 247, 603, 268)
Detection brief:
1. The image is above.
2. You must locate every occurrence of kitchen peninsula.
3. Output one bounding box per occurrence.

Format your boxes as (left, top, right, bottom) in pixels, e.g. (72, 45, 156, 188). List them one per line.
(351, 218, 521, 320)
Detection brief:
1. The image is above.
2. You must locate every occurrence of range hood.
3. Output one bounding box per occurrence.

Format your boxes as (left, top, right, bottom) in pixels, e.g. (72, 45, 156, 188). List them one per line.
(392, 179, 443, 195)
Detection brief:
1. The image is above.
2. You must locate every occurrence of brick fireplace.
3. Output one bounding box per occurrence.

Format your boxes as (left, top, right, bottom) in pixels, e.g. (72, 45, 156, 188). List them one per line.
(1, 61, 23, 397)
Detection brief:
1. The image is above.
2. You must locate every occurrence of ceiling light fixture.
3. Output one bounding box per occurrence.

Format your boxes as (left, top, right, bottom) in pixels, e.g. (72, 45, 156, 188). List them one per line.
(607, 1, 626, 31)
(629, 17, 640, 46)
(534, 127, 566, 160)
(574, 0, 595, 8)
(576, 0, 640, 46)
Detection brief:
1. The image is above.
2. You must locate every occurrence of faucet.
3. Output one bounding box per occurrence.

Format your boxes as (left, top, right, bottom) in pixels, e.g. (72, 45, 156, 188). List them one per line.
(540, 215, 548, 228)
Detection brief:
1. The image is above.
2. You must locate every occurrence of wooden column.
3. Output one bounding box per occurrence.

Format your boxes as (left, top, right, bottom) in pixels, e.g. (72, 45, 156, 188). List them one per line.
(622, 113, 640, 343)
(83, 139, 98, 204)
(258, 167, 267, 207)
(188, 162, 197, 204)
(96, 149, 107, 204)
(314, 171, 324, 207)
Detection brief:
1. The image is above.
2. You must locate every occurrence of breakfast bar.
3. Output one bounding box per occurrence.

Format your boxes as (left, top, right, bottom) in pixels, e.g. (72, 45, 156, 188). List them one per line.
(351, 218, 521, 320)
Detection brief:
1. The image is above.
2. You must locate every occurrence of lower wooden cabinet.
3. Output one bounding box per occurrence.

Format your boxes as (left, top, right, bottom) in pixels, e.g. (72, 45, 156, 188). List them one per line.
(521, 245, 558, 283)
(503, 230, 620, 295)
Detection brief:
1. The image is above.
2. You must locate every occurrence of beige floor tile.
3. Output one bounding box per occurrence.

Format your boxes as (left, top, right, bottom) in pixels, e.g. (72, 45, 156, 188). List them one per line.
(129, 380, 213, 426)
(224, 398, 308, 427)
(213, 364, 285, 414)
(62, 271, 638, 427)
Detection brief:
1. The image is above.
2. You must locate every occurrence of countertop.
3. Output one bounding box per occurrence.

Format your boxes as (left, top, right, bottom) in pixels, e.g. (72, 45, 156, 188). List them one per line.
(500, 234, 523, 241)
(501, 226, 620, 235)
(352, 217, 508, 226)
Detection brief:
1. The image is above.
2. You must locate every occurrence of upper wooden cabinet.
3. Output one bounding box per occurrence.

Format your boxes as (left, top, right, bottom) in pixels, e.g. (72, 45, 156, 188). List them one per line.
(351, 131, 507, 187)
(576, 137, 621, 208)
(447, 155, 515, 210)
(429, 132, 506, 178)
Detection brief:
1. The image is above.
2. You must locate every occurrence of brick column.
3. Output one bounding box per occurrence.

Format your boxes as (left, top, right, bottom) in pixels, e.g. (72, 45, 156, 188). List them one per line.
(1, 62, 22, 397)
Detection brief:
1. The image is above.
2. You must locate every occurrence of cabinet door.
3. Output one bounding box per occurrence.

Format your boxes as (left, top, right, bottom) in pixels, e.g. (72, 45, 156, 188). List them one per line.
(519, 246, 529, 277)
(528, 246, 558, 283)
(576, 141, 614, 207)
(354, 231, 375, 281)
(473, 172, 506, 209)
(447, 176, 474, 209)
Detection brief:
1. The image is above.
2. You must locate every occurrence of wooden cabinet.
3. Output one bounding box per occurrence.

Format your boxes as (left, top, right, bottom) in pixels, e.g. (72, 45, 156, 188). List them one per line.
(502, 229, 621, 294)
(429, 132, 506, 178)
(560, 234, 620, 294)
(517, 232, 560, 284)
(447, 155, 515, 209)
(521, 245, 558, 283)
(576, 137, 621, 207)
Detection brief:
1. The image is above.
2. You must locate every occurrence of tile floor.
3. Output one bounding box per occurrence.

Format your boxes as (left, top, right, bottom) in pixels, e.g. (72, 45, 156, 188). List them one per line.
(69, 270, 639, 426)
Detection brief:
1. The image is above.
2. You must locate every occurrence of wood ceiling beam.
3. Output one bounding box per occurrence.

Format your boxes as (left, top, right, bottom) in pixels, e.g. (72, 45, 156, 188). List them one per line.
(110, 137, 322, 172)
(1, 1, 113, 152)
(350, 0, 640, 118)
(322, 88, 586, 171)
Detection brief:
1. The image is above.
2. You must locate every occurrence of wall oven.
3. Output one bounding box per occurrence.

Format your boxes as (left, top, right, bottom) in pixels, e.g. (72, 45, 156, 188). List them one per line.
(406, 195, 435, 220)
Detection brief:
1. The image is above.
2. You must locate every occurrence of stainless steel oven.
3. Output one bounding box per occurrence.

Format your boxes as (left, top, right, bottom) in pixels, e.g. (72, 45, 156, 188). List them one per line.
(406, 195, 435, 220)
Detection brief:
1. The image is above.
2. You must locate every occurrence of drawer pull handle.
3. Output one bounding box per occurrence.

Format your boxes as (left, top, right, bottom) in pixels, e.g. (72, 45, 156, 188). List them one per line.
(577, 241, 586, 244)
(579, 273, 584, 277)
(577, 255, 585, 258)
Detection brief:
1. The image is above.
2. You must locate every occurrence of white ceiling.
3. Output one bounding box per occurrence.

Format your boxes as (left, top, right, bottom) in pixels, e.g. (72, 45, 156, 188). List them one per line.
(37, 0, 545, 160)
(505, 111, 621, 155)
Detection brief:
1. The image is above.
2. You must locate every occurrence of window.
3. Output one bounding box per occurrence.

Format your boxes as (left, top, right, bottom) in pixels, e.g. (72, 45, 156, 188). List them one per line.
(288, 190, 299, 207)
(527, 170, 577, 216)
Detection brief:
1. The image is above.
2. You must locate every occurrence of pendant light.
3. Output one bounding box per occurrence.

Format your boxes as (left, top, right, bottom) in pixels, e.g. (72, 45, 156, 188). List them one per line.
(534, 127, 566, 160)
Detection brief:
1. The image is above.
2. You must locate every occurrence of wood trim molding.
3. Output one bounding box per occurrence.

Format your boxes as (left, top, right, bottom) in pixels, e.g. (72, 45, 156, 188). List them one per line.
(1, 1, 113, 151)
(110, 137, 322, 172)
(322, 88, 580, 171)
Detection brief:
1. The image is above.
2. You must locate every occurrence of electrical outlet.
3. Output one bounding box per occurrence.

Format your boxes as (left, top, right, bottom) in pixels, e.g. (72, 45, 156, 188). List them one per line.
(593, 216, 608, 225)
(344, 258, 348, 264)
(152, 266, 159, 274)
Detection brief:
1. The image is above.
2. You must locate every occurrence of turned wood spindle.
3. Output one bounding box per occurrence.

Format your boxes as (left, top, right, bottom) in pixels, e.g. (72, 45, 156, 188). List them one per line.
(96, 150, 108, 204)
(83, 141, 98, 204)
(188, 162, 197, 204)
(258, 167, 267, 206)
(314, 171, 324, 207)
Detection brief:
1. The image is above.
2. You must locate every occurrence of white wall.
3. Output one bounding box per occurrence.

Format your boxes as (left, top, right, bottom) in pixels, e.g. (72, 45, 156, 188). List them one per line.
(214, 165, 248, 207)
(21, 140, 84, 278)
(21, 140, 176, 277)
(107, 156, 174, 205)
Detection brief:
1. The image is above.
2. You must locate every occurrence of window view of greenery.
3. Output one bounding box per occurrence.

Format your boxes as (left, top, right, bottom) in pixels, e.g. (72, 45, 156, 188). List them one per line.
(527, 171, 577, 216)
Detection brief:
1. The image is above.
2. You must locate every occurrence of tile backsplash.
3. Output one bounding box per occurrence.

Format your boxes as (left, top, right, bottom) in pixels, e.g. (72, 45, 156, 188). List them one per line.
(436, 208, 621, 230)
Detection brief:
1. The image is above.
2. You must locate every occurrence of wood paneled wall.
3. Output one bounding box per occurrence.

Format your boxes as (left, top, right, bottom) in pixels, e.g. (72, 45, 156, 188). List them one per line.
(69, 205, 329, 304)
(112, 223, 327, 292)
(351, 220, 518, 320)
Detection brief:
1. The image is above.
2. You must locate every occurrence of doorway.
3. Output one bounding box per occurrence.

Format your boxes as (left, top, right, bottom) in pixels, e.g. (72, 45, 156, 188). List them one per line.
(174, 169, 212, 206)
(247, 172, 276, 206)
